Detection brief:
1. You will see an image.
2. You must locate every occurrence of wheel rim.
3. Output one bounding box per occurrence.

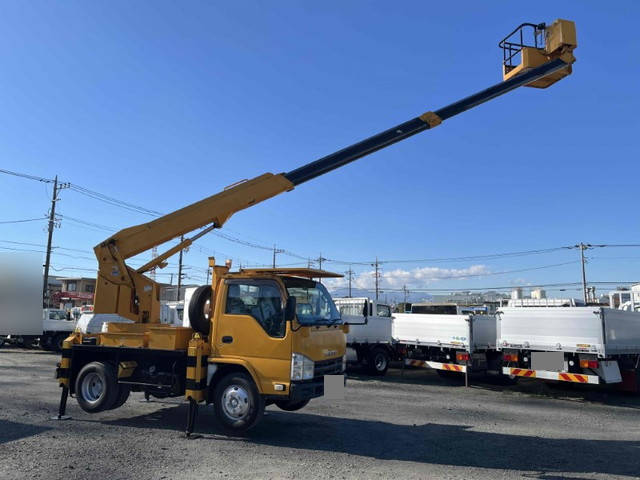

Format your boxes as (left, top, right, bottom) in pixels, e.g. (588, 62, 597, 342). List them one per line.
(374, 353, 387, 371)
(81, 372, 104, 404)
(221, 384, 250, 420)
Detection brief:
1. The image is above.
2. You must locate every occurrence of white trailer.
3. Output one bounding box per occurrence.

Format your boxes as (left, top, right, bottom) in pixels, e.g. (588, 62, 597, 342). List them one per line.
(394, 312, 499, 381)
(0, 309, 77, 352)
(334, 297, 395, 375)
(497, 306, 640, 389)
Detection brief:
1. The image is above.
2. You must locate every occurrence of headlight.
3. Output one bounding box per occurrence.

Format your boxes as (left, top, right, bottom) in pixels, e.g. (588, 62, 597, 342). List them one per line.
(291, 353, 314, 381)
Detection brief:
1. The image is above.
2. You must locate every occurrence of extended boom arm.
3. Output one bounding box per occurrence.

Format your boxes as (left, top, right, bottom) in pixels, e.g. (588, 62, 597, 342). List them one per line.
(93, 19, 576, 323)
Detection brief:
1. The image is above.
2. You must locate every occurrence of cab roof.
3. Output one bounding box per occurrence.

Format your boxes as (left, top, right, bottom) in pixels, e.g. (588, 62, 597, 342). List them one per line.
(238, 267, 343, 279)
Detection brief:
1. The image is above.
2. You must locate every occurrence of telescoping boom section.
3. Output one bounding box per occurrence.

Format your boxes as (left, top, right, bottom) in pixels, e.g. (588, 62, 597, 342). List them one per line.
(92, 19, 577, 324)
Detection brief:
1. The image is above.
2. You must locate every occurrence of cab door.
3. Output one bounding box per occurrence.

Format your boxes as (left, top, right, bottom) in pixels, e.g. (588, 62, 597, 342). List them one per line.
(213, 279, 292, 395)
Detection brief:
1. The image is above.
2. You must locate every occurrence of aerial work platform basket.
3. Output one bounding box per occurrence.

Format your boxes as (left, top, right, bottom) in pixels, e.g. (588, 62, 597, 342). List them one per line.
(499, 19, 577, 88)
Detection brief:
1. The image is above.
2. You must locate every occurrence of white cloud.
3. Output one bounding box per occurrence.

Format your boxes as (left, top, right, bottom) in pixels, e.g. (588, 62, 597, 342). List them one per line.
(325, 264, 490, 291)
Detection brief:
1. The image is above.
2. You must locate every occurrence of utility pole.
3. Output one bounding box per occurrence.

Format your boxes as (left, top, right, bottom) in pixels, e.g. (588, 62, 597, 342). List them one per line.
(177, 235, 184, 301)
(372, 257, 381, 301)
(206, 266, 211, 285)
(576, 242, 591, 304)
(42, 176, 69, 308)
(345, 267, 355, 297)
(150, 246, 158, 282)
(403, 284, 410, 303)
(315, 254, 327, 283)
(272, 244, 284, 268)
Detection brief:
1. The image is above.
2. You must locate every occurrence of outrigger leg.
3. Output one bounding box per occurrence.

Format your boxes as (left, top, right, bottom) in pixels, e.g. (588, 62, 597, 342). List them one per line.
(51, 385, 71, 420)
(185, 397, 199, 438)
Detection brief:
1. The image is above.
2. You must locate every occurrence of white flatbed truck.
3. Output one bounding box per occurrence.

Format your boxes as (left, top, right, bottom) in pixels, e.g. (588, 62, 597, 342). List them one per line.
(497, 306, 640, 390)
(394, 311, 499, 384)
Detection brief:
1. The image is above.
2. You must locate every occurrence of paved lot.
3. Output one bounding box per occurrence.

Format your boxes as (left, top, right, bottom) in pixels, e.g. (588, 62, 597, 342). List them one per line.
(1, 347, 639, 480)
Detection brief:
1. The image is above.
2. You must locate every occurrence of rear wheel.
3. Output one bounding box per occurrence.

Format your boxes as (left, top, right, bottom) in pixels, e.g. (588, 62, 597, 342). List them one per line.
(213, 372, 264, 433)
(274, 399, 310, 412)
(40, 335, 53, 351)
(75, 362, 119, 413)
(367, 347, 390, 376)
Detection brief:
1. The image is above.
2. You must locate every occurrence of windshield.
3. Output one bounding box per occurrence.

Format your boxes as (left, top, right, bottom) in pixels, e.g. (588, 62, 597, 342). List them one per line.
(283, 277, 342, 325)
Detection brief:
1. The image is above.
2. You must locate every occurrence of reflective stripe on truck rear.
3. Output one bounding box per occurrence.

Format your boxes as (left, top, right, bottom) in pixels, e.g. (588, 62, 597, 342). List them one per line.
(405, 359, 466, 373)
(503, 367, 599, 384)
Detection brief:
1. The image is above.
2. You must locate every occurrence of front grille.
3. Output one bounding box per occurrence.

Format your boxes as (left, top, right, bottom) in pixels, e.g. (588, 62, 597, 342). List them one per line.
(314, 358, 342, 377)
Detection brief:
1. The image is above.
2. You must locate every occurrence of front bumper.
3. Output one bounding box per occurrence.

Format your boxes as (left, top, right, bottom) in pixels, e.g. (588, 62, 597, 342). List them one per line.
(289, 374, 346, 403)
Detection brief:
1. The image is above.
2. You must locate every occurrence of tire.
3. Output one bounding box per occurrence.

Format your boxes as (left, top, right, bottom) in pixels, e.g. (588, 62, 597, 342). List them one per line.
(75, 362, 119, 413)
(274, 399, 310, 412)
(213, 372, 264, 433)
(52, 333, 67, 353)
(0, 337, 4, 348)
(110, 384, 131, 409)
(40, 335, 53, 351)
(188, 285, 212, 335)
(367, 347, 390, 376)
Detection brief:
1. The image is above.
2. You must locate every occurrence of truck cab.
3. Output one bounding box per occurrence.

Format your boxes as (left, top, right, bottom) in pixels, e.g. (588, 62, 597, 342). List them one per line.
(334, 297, 395, 376)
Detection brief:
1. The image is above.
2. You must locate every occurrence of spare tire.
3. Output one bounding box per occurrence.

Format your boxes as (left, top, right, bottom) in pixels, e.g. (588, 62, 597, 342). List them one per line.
(189, 285, 212, 335)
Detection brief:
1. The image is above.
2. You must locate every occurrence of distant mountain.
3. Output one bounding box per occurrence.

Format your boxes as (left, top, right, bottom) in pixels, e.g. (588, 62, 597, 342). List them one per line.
(327, 286, 431, 305)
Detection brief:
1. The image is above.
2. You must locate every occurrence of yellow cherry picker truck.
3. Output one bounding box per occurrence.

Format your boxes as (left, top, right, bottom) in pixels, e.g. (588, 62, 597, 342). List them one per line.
(54, 20, 577, 435)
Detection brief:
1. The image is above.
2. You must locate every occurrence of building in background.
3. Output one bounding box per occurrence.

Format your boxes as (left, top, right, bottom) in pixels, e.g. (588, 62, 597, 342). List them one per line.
(56, 277, 96, 309)
(531, 288, 547, 300)
(511, 287, 524, 300)
(45, 276, 63, 308)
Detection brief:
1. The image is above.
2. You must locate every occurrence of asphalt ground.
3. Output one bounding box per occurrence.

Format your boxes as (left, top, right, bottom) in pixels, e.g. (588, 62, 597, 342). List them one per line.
(1, 347, 639, 480)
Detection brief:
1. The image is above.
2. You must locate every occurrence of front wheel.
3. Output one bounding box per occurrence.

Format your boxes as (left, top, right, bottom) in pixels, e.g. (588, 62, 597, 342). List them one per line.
(213, 372, 264, 434)
(275, 399, 310, 412)
(367, 347, 390, 376)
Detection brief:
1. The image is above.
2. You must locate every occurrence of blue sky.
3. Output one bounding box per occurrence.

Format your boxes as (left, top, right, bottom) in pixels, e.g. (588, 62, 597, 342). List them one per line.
(1, 1, 639, 300)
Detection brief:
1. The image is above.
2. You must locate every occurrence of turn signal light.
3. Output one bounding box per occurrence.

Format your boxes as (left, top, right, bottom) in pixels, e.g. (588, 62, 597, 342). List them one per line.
(580, 359, 598, 369)
(503, 353, 519, 362)
(456, 352, 470, 362)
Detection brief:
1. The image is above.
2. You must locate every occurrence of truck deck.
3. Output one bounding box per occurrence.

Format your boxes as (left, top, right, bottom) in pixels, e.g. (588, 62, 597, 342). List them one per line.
(497, 307, 640, 357)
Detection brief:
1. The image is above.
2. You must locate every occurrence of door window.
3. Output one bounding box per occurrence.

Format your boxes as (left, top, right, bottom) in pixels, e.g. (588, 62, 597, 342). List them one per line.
(225, 280, 286, 338)
(376, 304, 391, 317)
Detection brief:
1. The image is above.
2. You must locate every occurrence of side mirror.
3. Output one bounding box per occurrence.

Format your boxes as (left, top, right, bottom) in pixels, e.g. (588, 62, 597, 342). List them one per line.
(285, 296, 297, 322)
(362, 301, 369, 318)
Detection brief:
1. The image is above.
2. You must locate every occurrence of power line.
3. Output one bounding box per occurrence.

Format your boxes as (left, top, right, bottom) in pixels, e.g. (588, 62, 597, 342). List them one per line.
(325, 246, 575, 266)
(0, 217, 48, 224)
(68, 184, 164, 217)
(58, 214, 116, 232)
(0, 168, 54, 183)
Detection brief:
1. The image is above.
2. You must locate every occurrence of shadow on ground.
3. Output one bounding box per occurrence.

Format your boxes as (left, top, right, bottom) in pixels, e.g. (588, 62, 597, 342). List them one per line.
(348, 366, 640, 410)
(78, 404, 640, 478)
(0, 419, 51, 444)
